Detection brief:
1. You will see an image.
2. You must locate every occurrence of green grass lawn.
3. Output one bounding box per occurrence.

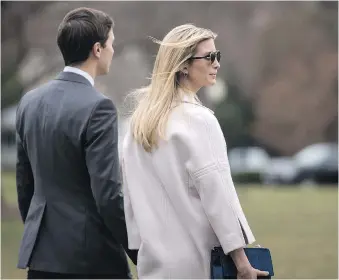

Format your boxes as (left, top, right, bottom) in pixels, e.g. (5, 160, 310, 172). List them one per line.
(2, 172, 338, 279)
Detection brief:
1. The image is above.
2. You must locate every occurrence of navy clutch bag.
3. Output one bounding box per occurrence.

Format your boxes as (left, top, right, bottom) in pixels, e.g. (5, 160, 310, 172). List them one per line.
(211, 246, 274, 279)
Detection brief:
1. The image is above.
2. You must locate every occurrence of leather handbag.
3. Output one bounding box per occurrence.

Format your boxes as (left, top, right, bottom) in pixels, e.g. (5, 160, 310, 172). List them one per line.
(210, 246, 274, 279)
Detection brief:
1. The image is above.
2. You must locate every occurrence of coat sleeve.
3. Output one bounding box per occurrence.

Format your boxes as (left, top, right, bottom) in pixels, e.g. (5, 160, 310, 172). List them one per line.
(16, 132, 34, 223)
(122, 158, 141, 249)
(181, 108, 255, 254)
(84, 98, 137, 264)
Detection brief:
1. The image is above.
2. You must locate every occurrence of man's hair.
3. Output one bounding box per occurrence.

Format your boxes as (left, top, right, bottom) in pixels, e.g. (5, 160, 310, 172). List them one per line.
(57, 7, 114, 66)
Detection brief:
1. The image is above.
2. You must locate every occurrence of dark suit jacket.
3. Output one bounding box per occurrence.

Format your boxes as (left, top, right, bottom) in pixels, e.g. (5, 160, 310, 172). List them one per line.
(16, 72, 137, 276)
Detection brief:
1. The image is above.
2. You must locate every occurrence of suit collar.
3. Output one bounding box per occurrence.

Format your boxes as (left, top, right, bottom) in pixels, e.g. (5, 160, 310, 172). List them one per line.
(55, 71, 93, 87)
(63, 66, 94, 86)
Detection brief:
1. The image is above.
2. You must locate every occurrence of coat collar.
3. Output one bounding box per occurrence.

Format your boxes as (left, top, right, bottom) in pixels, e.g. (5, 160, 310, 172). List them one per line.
(55, 71, 93, 87)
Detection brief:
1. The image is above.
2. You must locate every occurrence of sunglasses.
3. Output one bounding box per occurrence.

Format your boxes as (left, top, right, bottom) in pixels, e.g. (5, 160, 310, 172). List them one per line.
(190, 50, 221, 63)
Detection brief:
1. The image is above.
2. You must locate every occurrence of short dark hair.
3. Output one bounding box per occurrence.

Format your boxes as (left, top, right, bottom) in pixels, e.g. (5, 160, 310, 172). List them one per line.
(57, 7, 114, 66)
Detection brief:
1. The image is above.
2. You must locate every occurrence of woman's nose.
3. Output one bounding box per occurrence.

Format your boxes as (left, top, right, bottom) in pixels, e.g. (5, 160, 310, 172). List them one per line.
(213, 60, 220, 69)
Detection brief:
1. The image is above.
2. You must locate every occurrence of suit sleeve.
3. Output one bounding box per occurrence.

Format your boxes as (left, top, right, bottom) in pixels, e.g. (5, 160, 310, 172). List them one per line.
(16, 132, 34, 223)
(182, 110, 254, 254)
(85, 98, 137, 265)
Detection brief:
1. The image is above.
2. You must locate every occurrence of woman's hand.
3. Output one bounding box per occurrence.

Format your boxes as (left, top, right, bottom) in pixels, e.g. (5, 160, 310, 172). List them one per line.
(230, 248, 269, 279)
(237, 265, 269, 279)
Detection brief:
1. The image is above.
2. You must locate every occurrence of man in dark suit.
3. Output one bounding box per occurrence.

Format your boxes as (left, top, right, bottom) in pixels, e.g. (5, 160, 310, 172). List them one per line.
(16, 7, 137, 279)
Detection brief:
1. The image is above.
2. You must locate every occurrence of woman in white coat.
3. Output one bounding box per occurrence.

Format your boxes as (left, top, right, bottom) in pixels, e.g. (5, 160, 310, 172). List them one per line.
(122, 24, 269, 279)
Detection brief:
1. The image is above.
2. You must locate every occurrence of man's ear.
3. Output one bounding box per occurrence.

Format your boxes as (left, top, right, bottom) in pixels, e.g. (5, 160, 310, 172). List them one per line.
(92, 42, 102, 58)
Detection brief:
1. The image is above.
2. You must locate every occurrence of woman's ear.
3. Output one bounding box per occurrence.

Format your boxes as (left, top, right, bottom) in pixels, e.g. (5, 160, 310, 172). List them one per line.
(182, 66, 188, 76)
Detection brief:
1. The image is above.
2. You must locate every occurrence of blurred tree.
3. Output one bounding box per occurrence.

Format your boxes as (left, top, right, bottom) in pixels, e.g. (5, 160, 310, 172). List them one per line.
(250, 3, 338, 155)
(1, 1, 51, 109)
(214, 82, 255, 149)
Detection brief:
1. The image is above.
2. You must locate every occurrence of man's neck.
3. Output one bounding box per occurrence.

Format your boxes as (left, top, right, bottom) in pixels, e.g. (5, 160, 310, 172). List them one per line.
(73, 63, 96, 81)
(64, 65, 95, 86)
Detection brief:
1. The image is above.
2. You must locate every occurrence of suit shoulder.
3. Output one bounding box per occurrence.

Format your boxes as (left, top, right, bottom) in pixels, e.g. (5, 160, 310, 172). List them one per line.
(61, 84, 114, 113)
(17, 81, 54, 109)
(23, 81, 53, 97)
(85, 87, 112, 104)
(91, 91, 115, 109)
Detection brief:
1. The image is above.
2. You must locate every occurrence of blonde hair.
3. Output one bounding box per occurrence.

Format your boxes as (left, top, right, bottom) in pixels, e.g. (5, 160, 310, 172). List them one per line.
(130, 24, 217, 152)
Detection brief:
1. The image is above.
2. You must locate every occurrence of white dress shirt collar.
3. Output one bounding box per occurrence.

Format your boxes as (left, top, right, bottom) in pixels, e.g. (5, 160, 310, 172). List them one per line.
(63, 66, 94, 86)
